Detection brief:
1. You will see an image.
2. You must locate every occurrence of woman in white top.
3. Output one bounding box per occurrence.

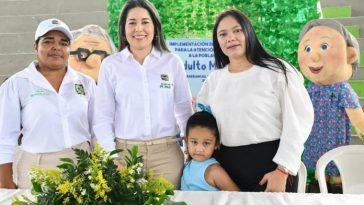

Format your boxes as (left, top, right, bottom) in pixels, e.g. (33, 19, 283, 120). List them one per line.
(0, 18, 95, 189)
(196, 9, 314, 192)
(94, 0, 193, 189)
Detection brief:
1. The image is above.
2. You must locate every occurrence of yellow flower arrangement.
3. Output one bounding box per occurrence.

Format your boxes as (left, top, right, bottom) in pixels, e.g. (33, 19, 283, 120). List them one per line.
(12, 143, 185, 205)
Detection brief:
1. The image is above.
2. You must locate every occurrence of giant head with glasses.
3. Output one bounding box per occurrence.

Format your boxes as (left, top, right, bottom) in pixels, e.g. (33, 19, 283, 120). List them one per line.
(69, 25, 116, 81)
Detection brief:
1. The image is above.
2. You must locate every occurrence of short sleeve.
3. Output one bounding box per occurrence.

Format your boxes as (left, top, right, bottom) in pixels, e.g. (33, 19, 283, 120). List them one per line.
(338, 83, 361, 109)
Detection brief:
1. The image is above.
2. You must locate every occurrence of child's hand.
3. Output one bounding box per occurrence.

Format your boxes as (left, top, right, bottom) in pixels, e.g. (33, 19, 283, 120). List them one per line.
(259, 169, 288, 192)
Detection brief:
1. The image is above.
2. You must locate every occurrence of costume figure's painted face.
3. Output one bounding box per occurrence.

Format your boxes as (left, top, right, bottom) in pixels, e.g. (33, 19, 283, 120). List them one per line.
(298, 26, 355, 85)
(69, 35, 112, 81)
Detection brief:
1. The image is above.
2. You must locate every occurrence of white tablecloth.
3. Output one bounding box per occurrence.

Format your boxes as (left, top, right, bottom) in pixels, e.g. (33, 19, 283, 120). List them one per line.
(1, 189, 364, 205)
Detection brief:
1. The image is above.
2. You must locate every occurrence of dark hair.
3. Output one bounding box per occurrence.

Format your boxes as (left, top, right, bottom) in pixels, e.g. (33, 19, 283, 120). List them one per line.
(212, 9, 288, 81)
(186, 111, 220, 144)
(35, 38, 40, 45)
(117, 0, 169, 52)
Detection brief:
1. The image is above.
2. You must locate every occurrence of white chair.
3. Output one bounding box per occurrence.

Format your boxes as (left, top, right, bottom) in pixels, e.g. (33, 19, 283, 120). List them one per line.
(316, 145, 364, 194)
(297, 161, 307, 193)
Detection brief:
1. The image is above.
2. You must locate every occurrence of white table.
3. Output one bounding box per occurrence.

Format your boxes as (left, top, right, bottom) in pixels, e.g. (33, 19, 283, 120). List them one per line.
(1, 189, 364, 205)
(173, 191, 364, 205)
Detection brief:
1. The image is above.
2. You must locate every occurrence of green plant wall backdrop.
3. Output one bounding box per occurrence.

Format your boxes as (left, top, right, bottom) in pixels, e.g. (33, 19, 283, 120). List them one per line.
(107, 0, 319, 71)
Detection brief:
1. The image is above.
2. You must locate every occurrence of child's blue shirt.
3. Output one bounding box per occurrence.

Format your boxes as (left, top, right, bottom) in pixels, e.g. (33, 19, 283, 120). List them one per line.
(181, 158, 220, 191)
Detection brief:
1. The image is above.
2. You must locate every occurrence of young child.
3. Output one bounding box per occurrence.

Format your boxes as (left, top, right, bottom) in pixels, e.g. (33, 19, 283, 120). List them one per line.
(181, 111, 240, 191)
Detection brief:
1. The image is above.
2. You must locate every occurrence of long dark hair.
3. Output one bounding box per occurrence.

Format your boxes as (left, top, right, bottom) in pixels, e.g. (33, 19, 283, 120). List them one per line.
(117, 0, 169, 52)
(213, 9, 288, 81)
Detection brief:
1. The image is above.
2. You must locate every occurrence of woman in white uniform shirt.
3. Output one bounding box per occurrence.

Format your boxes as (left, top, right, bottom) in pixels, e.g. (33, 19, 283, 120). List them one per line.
(196, 9, 314, 192)
(94, 0, 193, 189)
(0, 18, 95, 188)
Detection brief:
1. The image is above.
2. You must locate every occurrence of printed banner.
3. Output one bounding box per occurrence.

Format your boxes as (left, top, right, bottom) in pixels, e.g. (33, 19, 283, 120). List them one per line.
(167, 39, 215, 96)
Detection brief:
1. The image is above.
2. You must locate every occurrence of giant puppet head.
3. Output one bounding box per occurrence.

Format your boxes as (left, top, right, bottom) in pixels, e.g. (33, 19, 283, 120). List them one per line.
(298, 19, 359, 85)
(69, 25, 116, 81)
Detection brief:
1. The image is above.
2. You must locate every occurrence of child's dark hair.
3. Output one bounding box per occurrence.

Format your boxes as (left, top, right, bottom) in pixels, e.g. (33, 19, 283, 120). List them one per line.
(185, 111, 220, 144)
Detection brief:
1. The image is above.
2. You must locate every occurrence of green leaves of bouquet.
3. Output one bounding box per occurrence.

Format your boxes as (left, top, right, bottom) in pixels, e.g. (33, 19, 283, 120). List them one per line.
(13, 143, 186, 205)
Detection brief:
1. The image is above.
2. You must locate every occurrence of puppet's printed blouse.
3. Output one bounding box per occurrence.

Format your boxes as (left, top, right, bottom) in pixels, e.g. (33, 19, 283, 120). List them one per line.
(303, 81, 361, 176)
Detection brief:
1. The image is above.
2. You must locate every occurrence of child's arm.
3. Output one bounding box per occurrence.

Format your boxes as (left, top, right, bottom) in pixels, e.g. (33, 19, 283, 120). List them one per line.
(205, 164, 240, 191)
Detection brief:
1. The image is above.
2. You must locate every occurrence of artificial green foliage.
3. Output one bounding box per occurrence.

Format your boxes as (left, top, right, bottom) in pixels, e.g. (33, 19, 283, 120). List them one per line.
(12, 144, 185, 205)
(107, 0, 127, 49)
(107, 0, 319, 71)
(240, 0, 320, 72)
(107, 0, 223, 46)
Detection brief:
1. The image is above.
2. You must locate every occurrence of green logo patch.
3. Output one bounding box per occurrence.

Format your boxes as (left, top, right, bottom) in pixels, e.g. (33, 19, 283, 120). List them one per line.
(74, 84, 85, 95)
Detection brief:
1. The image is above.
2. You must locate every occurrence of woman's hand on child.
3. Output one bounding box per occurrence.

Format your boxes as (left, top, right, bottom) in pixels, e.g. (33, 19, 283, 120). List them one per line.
(259, 169, 288, 192)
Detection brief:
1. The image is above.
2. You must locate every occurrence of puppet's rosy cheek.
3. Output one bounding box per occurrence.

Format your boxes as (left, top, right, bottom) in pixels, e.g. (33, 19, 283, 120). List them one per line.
(328, 52, 345, 64)
(298, 56, 306, 64)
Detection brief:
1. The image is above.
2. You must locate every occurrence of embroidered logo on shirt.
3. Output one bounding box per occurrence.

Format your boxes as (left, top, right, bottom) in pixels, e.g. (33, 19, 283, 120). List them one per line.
(160, 82, 172, 89)
(30, 89, 51, 97)
(161, 74, 169, 81)
(160, 74, 172, 89)
(74, 84, 86, 95)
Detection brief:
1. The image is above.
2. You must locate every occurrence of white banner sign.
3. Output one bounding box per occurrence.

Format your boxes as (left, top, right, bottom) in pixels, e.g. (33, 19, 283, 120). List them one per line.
(167, 39, 215, 96)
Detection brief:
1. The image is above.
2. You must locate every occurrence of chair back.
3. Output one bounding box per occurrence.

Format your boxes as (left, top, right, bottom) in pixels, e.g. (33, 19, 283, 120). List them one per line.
(297, 161, 307, 193)
(316, 145, 364, 194)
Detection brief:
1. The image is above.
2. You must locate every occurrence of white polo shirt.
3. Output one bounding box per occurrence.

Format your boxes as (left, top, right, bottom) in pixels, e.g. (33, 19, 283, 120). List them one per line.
(94, 47, 193, 151)
(0, 62, 95, 164)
